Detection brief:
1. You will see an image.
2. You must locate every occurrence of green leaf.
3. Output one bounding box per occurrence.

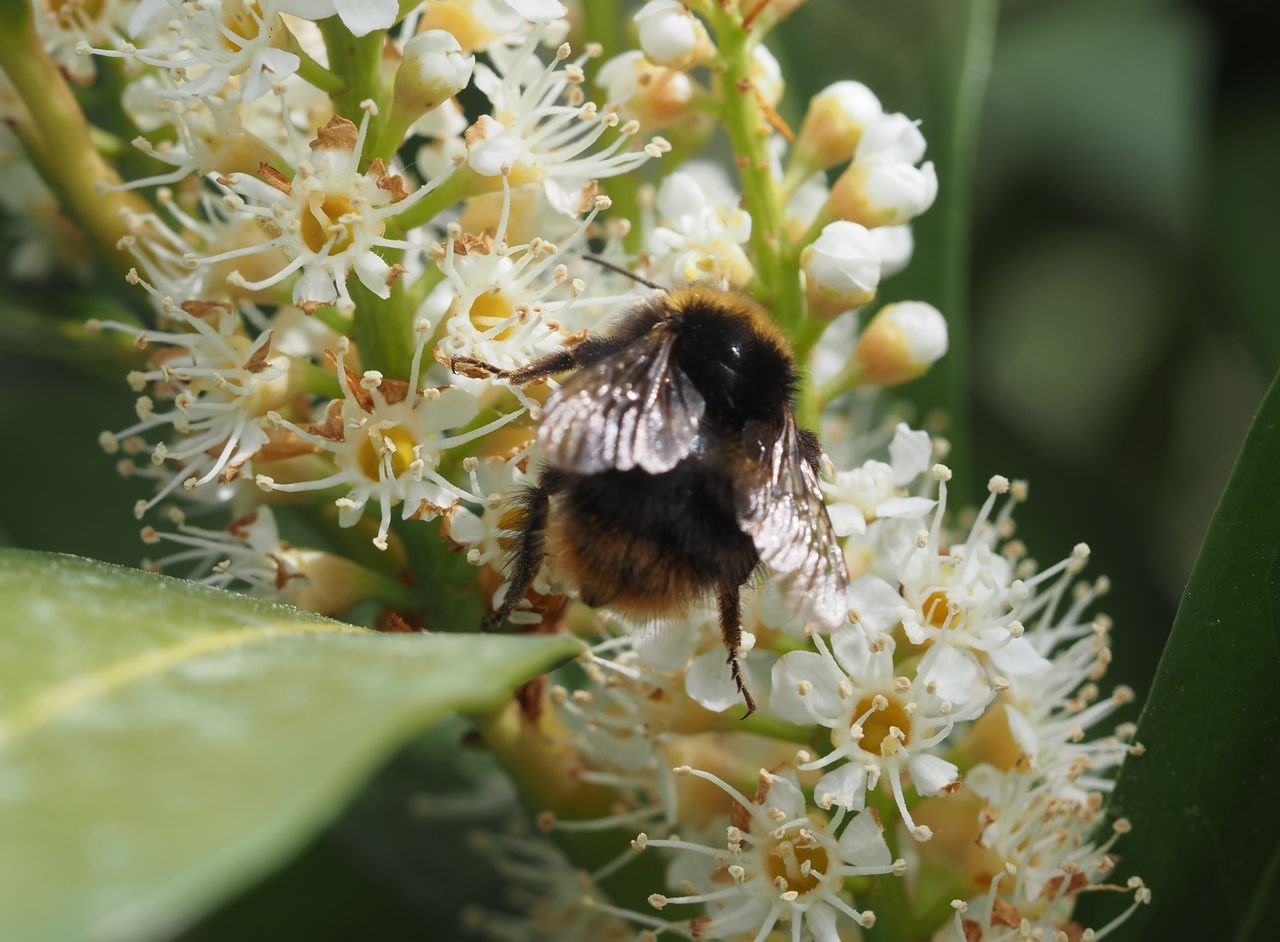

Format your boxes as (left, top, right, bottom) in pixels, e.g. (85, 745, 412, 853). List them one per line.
(0, 550, 582, 942)
(1075, 371, 1280, 940)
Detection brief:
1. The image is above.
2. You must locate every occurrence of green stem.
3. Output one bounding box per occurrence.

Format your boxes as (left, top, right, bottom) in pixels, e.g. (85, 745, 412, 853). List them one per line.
(349, 278, 414, 380)
(392, 164, 485, 230)
(318, 17, 388, 164)
(291, 40, 345, 94)
(581, 0, 625, 76)
(0, 3, 151, 275)
(710, 9, 787, 312)
(0, 299, 146, 381)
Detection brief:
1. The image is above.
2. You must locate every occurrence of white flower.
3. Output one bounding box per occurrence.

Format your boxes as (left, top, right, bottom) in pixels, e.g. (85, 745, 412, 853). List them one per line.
(410, 0, 568, 55)
(255, 327, 523, 550)
(638, 768, 898, 940)
(86, 0, 301, 103)
(139, 505, 380, 614)
(829, 113, 937, 228)
(957, 769, 1149, 941)
(468, 35, 667, 215)
(635, 0, 711, 70)
(36, 0, 132, 83)
(207, 103, 443, 312)
(800, 220, 881, 316)
(93, 282, 295, 518)
(432, 187, 619, 407)
(821, 423, 934, 537)
(300, 0, 397, 37)
(772, 626, 991, 835)
(852, 300, 948, 386)
(466, 829, 643, 942)
(853, 472, 1100, 687)
(647, 168, 753, 288)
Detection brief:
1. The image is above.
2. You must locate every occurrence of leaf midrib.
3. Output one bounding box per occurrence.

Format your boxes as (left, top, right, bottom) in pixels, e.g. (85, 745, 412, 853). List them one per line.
(0, 622, 365, 746)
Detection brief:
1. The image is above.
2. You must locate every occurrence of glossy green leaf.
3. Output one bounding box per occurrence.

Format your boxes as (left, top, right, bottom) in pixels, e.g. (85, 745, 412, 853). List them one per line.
(0, 550, 582, 942)
(1076, 371, 1280, 940)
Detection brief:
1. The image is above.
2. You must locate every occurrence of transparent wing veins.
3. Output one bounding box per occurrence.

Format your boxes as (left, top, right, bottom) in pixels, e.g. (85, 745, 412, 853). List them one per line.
(536, 332, 705, 475)
(736, 413, 849, 631)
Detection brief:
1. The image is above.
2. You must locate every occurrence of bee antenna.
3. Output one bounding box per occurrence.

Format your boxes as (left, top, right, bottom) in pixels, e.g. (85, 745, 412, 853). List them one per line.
(581, 254, 668, 292)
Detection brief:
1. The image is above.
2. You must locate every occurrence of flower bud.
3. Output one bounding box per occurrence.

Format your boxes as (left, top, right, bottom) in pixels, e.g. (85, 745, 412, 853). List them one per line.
(393, 30, 475, 120)
(871, 224, 914, 277)
(829, 158, 937, 228)
(635, 0, 713, 70)
(597, 51, 699, 129)
(277, 548, 377, 616)
(751, 44, 784, 107)
(856, 112, 927, 164)
(794, 81, 883, 170)
(853, 301, 948, 386)
(801, 221, 881, 316)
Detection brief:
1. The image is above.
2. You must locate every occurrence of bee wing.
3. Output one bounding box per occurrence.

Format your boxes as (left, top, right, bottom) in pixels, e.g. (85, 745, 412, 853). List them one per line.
(537, 331, 705, 474)
(736, 412, 849, 631)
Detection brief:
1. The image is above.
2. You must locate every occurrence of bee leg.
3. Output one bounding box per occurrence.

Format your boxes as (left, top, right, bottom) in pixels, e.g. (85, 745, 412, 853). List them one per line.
(717, 584, 757, 718)
(483, 472, 563, 631)
(450, 350, 579, 386)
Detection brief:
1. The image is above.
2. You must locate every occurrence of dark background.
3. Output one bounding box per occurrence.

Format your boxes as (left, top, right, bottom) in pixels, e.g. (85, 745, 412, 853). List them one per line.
(1, 0, 1276, 937)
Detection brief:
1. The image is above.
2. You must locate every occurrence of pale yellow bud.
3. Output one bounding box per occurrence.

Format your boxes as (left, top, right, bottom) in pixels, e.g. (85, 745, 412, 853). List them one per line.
(794, 81, 883, 170)
(853, 301, 948, 386)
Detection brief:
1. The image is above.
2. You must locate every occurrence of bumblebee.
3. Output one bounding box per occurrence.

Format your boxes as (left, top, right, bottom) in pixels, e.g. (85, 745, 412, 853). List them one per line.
(452, 281, 848, 714)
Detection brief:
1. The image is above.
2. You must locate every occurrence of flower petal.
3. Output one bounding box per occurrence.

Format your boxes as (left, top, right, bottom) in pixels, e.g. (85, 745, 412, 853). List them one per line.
(847, 573, 906, 634)
(908, 752, 959, 796)
(814, 762, 867, 812)
(770, 651, 846, 726)
(837, 809, 891, 866)
(333, 0, 397, 37)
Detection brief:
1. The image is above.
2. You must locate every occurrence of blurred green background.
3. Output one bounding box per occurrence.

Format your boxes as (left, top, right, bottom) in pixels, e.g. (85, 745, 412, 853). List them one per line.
(1, 0, 1275, 936)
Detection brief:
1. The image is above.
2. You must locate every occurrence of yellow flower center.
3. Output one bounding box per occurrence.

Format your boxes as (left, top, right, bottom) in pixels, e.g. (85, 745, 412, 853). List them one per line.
(301, 192, 358, 255)
(764, 832, 833, 897)
(357, 425, 418, 481)
(48, 0, 106, 22)
(922, 590, 951, 628)
(854, 694, 911, 755)
(221, 1, 266, 50)
(468, 290, 517, 340)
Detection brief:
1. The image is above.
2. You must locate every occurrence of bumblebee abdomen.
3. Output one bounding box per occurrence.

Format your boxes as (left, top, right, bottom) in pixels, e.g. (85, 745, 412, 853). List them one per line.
(547, 459, 759, 613)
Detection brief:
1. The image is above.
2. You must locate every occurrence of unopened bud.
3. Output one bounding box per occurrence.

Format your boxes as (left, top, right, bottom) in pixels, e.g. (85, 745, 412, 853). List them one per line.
(853, 301, 948, 386)
(856, 113, 927, 164)
(277, 548, 377, 616)
(597, 52, 698, 129)
(794, 81, 884, 170)
(635, 0, 713, 70)
(801, 221, 881, 316)
(829, 157, 938, 228)
(871, 224, 914, 278)
(394, 31, 475, 121)
(751, 44, 783, 106)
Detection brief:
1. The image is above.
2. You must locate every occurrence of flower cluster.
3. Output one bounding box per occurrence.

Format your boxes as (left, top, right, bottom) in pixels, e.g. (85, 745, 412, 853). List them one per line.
(3, 0, 1148, 939)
